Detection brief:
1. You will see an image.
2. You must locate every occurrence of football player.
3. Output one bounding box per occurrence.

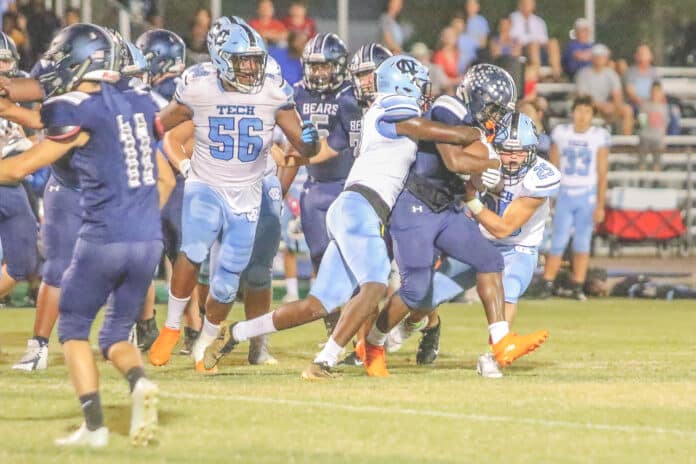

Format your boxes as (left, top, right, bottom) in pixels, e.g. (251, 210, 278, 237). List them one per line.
(0, 24, 167, 447)
(149, 17, 320, 373)
(541, 95, 609, 300)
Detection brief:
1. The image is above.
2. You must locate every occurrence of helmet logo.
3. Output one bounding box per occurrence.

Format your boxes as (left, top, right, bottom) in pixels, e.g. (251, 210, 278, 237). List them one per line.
(395, 59, 417, 75)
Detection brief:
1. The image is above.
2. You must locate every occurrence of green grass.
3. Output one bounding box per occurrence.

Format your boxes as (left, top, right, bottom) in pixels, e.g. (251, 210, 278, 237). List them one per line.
(1, 298, 696, 463)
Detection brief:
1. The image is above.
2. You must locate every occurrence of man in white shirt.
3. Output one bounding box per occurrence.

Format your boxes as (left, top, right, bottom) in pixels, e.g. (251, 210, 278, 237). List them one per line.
(509, 0, 561, 78)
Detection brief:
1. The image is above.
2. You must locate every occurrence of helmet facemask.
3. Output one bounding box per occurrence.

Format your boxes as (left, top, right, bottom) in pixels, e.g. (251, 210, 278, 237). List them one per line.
(303, 58, 345, 93)
(221, 51, 267, 94)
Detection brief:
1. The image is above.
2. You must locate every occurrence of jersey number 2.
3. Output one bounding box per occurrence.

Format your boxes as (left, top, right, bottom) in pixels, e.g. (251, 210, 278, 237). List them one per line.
(209, 117, 263, 162)
(118, 113, 156, 189)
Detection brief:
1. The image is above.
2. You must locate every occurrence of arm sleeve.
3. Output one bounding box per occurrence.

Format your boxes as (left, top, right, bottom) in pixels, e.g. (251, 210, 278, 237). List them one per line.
(375, 95, 421, 139)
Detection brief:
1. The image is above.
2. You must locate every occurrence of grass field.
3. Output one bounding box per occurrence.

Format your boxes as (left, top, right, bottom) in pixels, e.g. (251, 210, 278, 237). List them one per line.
(1, 298, 696, 463)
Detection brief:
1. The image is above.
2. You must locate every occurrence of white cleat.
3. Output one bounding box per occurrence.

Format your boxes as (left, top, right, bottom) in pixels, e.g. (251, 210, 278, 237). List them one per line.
(248, 335, 278, 365)
(477, 352, 503, 379)
(385, 316, 428, 353)
(12, 339, 48, 371)
(130, 378, 159, 446)
(55, 423, 109, 448)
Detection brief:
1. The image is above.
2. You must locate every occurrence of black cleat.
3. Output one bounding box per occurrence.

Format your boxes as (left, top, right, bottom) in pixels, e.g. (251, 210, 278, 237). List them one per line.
(572, 283, 588, 301)
(416, 318, 441, 365)
(338, 351, 363, 367)
(538, 279, 555, 299)
(179, 327, 200, 355)
(136, 317, 159, 352)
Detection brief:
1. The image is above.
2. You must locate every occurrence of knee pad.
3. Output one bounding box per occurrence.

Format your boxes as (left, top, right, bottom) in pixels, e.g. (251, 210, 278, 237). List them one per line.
(42, 256, 71, 287)
(502, 275, 524, 304)
(210, 271, 240, 304)
(57, 310, 94, 344)
(398, 267, 435, 310)
(181, 243, 209, 265)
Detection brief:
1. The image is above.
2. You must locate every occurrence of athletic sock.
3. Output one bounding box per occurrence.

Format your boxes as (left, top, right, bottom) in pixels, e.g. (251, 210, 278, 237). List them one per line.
(193, 317, 219, 362)
(164, 291, 190, 330)
(285, 277, 298, 299)
(313, 336, 343, 367)
(232, 312, 277, 343)
(33, 336, 49, 347)
(125, 366, 146, 394)
(488, 321, 510, 345)
(366, 324, 388, 347)
(79, 392, 104, 431)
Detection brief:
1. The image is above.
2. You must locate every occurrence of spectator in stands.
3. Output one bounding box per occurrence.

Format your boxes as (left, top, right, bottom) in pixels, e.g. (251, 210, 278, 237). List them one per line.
(63, 7, 80, 26)
(249, 0, 288, 47)
(410, 41, 451, 96)
(269, 30, 306, 85)
(2, 11, 28, 69)
(0, 1, 15, 18)
(450, 14, 478, 74)
(490, 17, 521, 59)
(638, 82, 668, 171)
(465, 0, 489, 49)
(432, 26, 462, 81)
(379, 0, 405, 54)
(282, 1, 316, 39)
(624, 44, 659, 110)
(575, 44, 634, 135)
(518, 99, 551, 159)
(23, 0, 60, 63)
(561, 18, 593, 79)
(509, 0, 561, 79)
(185, 8, 211, 66)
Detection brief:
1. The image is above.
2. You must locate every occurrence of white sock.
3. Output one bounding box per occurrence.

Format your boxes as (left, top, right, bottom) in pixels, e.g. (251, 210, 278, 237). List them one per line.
(193, 317, 220, 362)
(310, 277, 316, 287)
(488, 321, 510, 345)
(366, 324, 388, 347)
(313, 336, 343, 367)
(165, 291, 190, 330)
(232, 312, 277, 343)
(285, 277, 298, 298)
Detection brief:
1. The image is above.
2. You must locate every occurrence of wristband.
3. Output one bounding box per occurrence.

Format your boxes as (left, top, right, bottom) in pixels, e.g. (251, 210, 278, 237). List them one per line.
(466, 198, 484, 215)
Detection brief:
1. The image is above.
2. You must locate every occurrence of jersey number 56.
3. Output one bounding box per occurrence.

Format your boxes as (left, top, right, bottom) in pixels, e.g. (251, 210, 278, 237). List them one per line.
(208, 116, 264, 162)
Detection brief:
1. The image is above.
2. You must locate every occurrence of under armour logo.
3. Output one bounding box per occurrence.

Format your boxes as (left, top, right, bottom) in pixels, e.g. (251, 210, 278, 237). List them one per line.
(412, 205, 423, 213)
(396, 59, 417, 75)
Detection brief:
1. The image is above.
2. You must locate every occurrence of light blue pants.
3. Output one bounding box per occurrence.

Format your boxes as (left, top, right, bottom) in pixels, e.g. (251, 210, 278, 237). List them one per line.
(550, 188, 596, 255)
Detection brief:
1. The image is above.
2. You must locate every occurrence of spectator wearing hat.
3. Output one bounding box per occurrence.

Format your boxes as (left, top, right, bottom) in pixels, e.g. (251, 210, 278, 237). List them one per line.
(562, 18, 593, 78)
(509, 0, 561, 79)
(624, 44, 659, 110)
(282, 1, 316, 39)
(410, 41, 451, 97)
(249, 0, 288, 47)
(575, 43, 634, 135)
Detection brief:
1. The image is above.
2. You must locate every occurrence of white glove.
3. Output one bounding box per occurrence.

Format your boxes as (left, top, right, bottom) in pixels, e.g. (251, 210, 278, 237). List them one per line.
(481, 165, 502, 190)
(482, 140, 499, 160)
(178, 158, 192, 178)
(2, 137, 33, 159)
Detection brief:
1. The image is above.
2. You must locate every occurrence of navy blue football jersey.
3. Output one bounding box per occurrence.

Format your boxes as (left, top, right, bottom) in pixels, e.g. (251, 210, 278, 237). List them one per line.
(293, 81, 362, 182)
(411, 95, 475, 193)
(40, 84, 162, 244)
(152, 75, 179, 102)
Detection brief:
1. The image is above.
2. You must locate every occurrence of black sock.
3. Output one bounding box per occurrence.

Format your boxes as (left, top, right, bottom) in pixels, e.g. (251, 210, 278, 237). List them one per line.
(33, 336, 49, 346)
(126, 366, 146, 394)
(79, 392, 104, 431)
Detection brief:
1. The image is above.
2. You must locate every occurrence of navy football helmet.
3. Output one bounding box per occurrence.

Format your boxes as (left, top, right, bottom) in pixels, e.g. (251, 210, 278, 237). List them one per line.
(301, 33, 348, 93)
(136, 29, 186, 83)
(348, 43, 392, 106)
(207, 16, 267, 93)
(494, 111, 539, 184)
(37, 23, 120, 97)
(457, 63, 517, 128)
(0, 32, 20, 77)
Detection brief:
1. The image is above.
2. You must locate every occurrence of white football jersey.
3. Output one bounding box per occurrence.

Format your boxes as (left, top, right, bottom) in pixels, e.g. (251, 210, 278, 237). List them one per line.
(175, 62, 294, 212)
(551, 124, 610, 191)
(344, 93, 421, 210)
(480, 158, 561, 247)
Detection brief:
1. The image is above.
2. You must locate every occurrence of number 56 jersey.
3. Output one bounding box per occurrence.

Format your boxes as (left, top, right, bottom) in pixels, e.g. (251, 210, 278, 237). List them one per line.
(174, 62, 295, 213)
(480, 158, 561, 248)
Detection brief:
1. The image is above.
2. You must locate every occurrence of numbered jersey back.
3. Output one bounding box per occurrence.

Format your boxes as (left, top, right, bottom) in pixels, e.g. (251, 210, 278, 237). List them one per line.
(480, 158, 560, 247)
(552, 124, 610, 190)
(40, 85, 162, 243)
(175, 62, 294, 190)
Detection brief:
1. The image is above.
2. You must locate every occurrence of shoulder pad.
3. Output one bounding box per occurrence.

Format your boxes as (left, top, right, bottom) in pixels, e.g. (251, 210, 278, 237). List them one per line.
(522, 159, 561, 198)
(43, 91, 90, 107)
(431, 95, 468, 123)
(181, 63, 213, 84)
(377, 94, 421, 122)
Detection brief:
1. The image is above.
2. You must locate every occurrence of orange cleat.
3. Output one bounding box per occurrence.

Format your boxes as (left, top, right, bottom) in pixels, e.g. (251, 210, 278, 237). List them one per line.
(363, 342, 390, 377)
(354, 340, 366, 364)
(492, 330, 549, 367)
(148, 326, 180, 366)
(194, 360, 218, 375)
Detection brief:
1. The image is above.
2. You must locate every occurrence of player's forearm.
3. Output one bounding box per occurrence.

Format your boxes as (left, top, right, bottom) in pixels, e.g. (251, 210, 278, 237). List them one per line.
(0, 77, 45, 102)
(397, 118, 482, 146)
(0, 104, 43, 129)
(156, 151, 176, 208)
(0, 138, 74, 183)
(475, 209, 517, 239)
(438, 143, 499, 174)
(278, 165, 299, 197)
